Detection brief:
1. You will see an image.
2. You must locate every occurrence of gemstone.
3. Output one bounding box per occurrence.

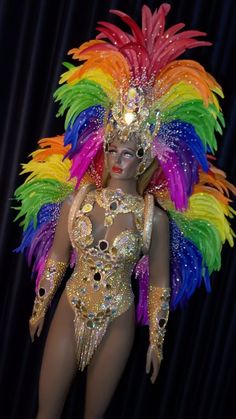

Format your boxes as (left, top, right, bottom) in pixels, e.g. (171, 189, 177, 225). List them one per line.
(137, 147, 144, 158)
(81, 203, 93, 213)
(104, 215, 113, 227)
(93, 283, 99, 291)
(39, 287, 46, 297)
(110, 201, 118, 211)
(72, 297, 77, 303)
(98, 240, 109, 251)
(96, 261, 103, 268)
(94, 272, 101, 281)
(86, 320, 94, 329)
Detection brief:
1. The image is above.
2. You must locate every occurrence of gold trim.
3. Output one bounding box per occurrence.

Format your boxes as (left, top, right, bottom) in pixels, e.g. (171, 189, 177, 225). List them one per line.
(68, 183, 95, 248)
(142, 194, 154, 254)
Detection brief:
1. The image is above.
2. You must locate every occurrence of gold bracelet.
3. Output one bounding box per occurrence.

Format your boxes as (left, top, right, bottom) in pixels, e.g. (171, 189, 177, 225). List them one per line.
(148, 285, 171, 362)
(30, 259, 67, 325)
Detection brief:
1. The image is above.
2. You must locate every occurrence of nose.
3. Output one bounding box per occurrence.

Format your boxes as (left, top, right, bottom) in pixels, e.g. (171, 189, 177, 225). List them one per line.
(115, 152, 122, 165)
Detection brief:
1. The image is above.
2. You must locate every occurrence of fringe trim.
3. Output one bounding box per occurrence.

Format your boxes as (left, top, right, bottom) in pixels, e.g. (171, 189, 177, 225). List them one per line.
(74, 311, 109, 371)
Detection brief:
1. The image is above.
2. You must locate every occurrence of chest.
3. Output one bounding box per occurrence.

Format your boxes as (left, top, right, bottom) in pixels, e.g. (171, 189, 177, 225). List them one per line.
(70, 188, 144, 261)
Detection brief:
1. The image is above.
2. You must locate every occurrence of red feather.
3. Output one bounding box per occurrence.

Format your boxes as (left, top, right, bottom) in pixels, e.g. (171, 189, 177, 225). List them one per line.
(110, 9, 145, 46)
(96, 21, 131, 45)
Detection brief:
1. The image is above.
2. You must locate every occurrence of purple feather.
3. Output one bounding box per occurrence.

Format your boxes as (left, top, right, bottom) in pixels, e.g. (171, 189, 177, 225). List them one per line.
(70, 129, 104, 187)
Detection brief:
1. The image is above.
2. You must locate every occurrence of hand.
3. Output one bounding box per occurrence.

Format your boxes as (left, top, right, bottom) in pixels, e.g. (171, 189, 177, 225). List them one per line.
(146, 344, 161, 384)
(29, 316, 45, 342)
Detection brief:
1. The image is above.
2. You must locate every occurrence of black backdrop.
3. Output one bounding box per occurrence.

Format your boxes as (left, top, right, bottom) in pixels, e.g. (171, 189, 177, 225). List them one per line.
(0, 0, 236, 418)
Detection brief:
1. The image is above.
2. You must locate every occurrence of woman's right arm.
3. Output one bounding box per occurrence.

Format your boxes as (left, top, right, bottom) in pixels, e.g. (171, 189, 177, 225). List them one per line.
(29, 196, 73, 342)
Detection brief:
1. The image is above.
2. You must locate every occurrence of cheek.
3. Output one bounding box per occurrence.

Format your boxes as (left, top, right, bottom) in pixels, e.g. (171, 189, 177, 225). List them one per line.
(106, 153, 115, 170)
(122, 157, 140, 175)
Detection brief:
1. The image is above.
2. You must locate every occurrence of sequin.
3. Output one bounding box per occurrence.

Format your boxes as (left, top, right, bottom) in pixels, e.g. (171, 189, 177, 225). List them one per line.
(66, 186, 150, 370)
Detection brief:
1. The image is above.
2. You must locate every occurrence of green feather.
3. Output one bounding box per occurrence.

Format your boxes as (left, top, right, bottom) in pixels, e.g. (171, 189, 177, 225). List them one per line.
(170, 211, 222, 273)
(14, 179, 73, 230)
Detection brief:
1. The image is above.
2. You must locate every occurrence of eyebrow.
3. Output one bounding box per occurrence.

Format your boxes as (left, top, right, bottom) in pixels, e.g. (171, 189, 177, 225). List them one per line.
(109, 144, 135, 152)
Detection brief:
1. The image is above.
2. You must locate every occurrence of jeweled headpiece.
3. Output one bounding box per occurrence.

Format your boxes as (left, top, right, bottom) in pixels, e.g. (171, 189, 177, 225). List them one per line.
(105, 86, 161, 174)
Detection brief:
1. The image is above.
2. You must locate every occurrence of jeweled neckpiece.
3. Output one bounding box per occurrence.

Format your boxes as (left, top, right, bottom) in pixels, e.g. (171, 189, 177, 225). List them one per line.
(96, 187, 142, 227)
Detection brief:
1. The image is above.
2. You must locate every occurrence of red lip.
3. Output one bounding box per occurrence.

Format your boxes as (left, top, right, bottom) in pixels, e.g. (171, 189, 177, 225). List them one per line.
(112, 166, 123, 173)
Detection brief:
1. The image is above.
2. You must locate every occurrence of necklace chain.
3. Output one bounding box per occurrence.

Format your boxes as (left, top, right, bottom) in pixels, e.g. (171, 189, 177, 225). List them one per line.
(96, 188, 142, 227)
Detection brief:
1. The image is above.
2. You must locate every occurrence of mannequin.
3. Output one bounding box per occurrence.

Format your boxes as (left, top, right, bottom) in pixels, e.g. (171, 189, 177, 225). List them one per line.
(29, 137, 170, 419)
(14, 3, 235, 419)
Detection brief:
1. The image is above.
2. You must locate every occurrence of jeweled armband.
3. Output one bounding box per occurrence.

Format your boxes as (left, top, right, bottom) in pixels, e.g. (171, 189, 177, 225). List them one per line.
(30, 258, 67, 325)
(148, 285, 171, 362)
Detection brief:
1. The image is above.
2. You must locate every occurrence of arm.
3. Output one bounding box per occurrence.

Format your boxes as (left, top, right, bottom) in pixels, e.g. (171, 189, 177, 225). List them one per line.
(146, 207, 170, 383)
(29, 196, 73, 341)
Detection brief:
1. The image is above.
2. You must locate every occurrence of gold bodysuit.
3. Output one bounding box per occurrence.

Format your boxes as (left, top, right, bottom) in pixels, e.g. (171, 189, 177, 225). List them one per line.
(66, 184, 153, 370)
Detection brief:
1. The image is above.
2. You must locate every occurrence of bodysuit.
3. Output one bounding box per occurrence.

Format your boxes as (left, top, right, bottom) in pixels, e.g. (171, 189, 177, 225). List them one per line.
(66, 184, 153, 370)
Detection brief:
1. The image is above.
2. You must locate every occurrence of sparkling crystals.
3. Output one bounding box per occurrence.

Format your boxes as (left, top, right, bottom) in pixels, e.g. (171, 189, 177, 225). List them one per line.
(72, 297, 79, 305)
(80, 287, 87, 294)
(95, 261, 103, 269)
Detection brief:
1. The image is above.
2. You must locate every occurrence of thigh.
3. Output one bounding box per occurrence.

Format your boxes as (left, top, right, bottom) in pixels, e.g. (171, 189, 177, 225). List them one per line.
(37, 290, 77, 418)
(84, 304, 135, 419)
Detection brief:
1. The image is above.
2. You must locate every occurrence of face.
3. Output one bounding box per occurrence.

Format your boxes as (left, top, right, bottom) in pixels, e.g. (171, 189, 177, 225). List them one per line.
(106, 138, 141, 180)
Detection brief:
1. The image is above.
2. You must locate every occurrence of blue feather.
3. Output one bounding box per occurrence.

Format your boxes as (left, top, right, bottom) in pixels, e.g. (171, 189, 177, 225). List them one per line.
(170, 220, 209, 309)
(64, 105, 105, 157)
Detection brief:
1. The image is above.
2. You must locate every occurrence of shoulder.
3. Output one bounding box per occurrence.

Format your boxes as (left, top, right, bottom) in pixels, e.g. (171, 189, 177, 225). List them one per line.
(153, 206, 169, 224)
(66, 183, 97, 205)
(152, 206, 169, 236)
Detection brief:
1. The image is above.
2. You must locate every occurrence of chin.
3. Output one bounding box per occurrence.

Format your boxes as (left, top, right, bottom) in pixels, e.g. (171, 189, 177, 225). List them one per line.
(110, 172, 124, 179)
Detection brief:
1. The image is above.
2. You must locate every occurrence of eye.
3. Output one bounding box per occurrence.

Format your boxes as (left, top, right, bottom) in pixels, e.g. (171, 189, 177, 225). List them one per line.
(123, 151, 134, 158)
(108, 148, 117, 154)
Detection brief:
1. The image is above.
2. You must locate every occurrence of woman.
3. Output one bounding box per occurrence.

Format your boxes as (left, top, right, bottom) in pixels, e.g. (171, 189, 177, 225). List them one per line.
(14, 4, 235, 419)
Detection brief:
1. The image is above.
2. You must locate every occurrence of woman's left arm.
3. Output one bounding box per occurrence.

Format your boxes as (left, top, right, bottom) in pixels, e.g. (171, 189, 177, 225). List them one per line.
(146, 207, 170, 384)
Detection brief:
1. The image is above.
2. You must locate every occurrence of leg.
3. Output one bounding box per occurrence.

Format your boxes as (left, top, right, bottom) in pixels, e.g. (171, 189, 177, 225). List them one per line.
(36, 290, 77, 419)
(84, 304, 135, 419)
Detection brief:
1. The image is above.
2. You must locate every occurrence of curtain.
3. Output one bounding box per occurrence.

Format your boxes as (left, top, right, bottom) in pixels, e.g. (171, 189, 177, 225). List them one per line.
(0, 0, 235, 418)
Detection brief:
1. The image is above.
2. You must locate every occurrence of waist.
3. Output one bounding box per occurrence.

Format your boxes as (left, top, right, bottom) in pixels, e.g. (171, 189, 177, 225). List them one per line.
(66, 267, 134, 325)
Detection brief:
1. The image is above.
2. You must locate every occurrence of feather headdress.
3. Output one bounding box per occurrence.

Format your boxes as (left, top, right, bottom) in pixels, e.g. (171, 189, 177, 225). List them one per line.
(14, 4, 235, 318)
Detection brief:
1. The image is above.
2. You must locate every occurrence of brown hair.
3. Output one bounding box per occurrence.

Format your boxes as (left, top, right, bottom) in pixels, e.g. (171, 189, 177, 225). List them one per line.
(137, 158, 158, 195)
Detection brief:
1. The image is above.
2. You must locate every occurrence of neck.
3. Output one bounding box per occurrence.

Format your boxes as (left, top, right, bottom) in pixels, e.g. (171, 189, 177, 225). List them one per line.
(106, 177, 139, 196)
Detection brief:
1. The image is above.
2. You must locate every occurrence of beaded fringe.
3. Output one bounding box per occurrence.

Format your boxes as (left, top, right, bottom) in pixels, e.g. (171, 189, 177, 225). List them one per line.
(74, 311, 109, 371)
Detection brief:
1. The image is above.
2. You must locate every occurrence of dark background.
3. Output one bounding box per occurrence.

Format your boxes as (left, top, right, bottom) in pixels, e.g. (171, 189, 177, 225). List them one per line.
(0, 0, 236, 418)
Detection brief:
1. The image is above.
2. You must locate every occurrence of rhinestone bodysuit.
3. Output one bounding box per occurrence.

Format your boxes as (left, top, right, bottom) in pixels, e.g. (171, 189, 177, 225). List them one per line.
(66, 186, 146, 370)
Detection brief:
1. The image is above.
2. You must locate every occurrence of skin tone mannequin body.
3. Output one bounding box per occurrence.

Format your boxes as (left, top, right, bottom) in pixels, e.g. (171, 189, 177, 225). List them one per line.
(29, 137, 170, 419)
